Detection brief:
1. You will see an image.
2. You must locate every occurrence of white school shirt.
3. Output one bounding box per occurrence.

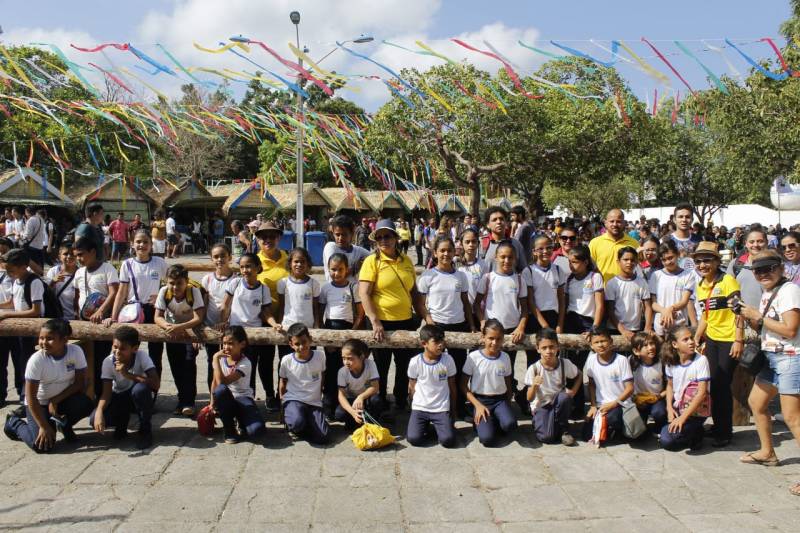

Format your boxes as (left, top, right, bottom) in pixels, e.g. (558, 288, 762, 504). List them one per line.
(202, 273, 236, 327)
(219, 356, 254, 399)
(166, 217, 176, 236)
(477, 271, 528, 329)
(337, 358, 380, 397)
(407, 352, 456, 413)
(629, 357, 664, 395)
(279, 349, 326, 407)
(417, 268, 469, 325)
(648, 268, 695, 336)
(11, 276, 46, 317)
(277, 276, 320, 328)
(100, 350, 155, 394)
(118, 257, 168, 305)
(463, 350, 512, 396)
(45, 265, 76, 320)
(75, 262, 119, 310)
(25, 344, 87, 404)
(524, 358, 580, 411)
(226, 277, 271, 327)
(523, 263, 567, 313)
(155, 285, 204, 324)
(0, 270, 13, 302)
(605, 274, 650, 331)
(583, 352, 634, 406)
(759, 282, 800, 355)
(322, 242, 370, 282)
(665, 354, 710, 404)
(566, 271, 604, 317)
(457, 258, 487, 304)
(319, 281, 360, 323)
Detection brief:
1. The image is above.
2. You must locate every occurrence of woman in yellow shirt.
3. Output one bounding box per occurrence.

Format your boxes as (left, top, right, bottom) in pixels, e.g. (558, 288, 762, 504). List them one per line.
(693, 241, 743, 448)
(359, 219, 425, 410)
(397, 221, 411, 255)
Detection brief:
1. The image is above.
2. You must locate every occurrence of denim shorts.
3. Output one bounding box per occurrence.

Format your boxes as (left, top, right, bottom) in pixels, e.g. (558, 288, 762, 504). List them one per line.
(757, 351, 800, 395)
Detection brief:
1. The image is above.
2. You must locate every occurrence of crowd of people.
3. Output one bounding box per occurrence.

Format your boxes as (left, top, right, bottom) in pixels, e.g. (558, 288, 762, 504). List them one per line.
(0, 200, 798, 497)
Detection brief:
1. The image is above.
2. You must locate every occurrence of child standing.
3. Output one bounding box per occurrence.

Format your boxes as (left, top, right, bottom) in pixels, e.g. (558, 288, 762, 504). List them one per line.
(629, 332, 667, 437)
(107, 229, 168, 374)
(660, 326, 710, 450)
(563, 245, 605, 335)
(154, 265, 205, 416)
(90, 326, 159, 449)
(649, 240, 697, 337)
(582, 328, 635, 444)
(457, 228, 488, 309)
(74, 238, 119, 398)
(210, 326, 265, 443)
(45, 244, 77, 320)
(524, 235, 567, 334)
(279, 323, 329, 444)
(323, 215, 370, 283)
(406, 325, 457, 448)
(319, 253, 364, 413)
(525, 328, 581, 446)
(3, 319, 93, 452)
(335, 339, 382, 430)
(605, 247, 653, 341)
(201, 243, 236, 389)
(276, 247, 321, 337)
(462, 319, 517, 447)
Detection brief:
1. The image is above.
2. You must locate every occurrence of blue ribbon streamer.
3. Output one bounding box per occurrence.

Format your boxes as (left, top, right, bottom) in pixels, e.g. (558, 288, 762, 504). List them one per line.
(724, 39, 789, 81)
(337, 41, 425, 100)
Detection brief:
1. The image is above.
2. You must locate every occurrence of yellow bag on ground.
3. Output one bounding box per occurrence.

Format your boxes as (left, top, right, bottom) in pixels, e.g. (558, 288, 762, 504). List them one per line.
(351, 411, 395, 450)
(633, 392, 660, 407)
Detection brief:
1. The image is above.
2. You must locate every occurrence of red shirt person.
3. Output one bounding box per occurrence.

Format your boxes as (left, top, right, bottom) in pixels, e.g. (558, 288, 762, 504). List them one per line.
(108, 212, 130, 260)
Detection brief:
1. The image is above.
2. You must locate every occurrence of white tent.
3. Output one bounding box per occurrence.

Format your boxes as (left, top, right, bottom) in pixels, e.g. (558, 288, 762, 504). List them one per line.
(623, 204, 800, 228)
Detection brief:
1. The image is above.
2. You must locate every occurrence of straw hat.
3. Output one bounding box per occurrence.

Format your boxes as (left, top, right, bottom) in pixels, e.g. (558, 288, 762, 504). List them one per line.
(691, 241, 720, 259)
(254, 221, 283, 239)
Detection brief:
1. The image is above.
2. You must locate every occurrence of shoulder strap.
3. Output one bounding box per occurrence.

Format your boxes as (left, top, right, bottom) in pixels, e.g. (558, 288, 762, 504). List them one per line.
(125, 260, 141, 303)
(23, 275, 34, 307)
(760, 280, 788, 329)
(560, 357, 565, 388)
(56, 268, 75, 299)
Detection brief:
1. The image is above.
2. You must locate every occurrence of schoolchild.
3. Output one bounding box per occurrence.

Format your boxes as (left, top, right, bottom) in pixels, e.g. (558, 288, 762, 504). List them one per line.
(90, 326, 159, 449)
(210, 326, 266, 443)
(320, 253, 364, 412)
(335, 338, 382, 430)
(605, 246, 653, 341)
(279, 323, 329, 444)
(154, 264, 205, 417)
(73, 238, 119, 398)
(201, 243, 237, 388)
(323, 215, 370, 283)
(406, 324, 457, 448)
(45, 244, 77, 320)
(4, 319, 93, 452)
(629, 331, 667, 436)
(525, 328, 581, 446)
(462, 319, 517, 447)
(457, 228, 488, 309)
(649, 240, 697, 337)
(582, 327, 635, 444)
(106, 229, 168, 374)
(660, 326, 710, 451)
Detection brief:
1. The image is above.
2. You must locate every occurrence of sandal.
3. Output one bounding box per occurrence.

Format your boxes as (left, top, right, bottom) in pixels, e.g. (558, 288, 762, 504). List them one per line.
(790, 483, 800, 496)
(739, 451, 780, 467)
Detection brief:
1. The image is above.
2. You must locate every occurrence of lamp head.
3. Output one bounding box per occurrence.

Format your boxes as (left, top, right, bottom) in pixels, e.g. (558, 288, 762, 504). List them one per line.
(289, 11, 301, 25)
(353, 35, 374, 44)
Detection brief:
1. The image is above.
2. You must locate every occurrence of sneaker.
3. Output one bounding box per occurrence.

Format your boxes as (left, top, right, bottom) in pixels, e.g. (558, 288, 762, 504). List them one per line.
(172, 406, 183, 415)
(4, 414, 21, 441)
(561, 433, 577, 447)
(136, 432, 153, 450)
(11, 405, 25, 418)
(711, 437, 731, 448)
(51, 416, 78, 443)
(113, 426, 128, 440)
(265, 397, 281, 413)
(181, 406, 196, 418)
(689, 438, 704, 451)
(224, 429, 240, 444)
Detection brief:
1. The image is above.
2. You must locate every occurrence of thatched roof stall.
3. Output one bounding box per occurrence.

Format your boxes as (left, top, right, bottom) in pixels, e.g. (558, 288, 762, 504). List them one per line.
(319, 187, 369, 213)
(434, 194, 467, 216)
(359, 191, 409, 219)
(152, 177, 221, 211)
(397, 190, 437, 219)
(0, 168, 76, 209)
(217, 181, 279, 217)
(69, 175, 156, 221)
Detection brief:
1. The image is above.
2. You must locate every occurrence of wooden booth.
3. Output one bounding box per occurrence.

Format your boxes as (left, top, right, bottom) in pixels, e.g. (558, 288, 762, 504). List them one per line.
(0, 168, 76, 220)
(69, 174, 155, 222)
(359, 191, 409, 221)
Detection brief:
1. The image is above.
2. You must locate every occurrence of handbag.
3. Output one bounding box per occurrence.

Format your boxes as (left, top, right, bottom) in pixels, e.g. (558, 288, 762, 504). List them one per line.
(79, 270, 108, 320)
(197, 405, 216, 436)
(118, 260, 145, 324)
(676, 381, 711, 418)
(622, 402, 647, 439)
(589, 412, 608, 448)
(739, 281, 787, 375)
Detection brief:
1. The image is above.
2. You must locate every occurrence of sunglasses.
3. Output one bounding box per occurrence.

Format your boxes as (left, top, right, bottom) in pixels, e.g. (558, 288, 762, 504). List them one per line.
(693, 257, 716, 265)
(781, 242, 798, 251)
(753, 264, 780, 276)
(375, 234, 396, 241)
(560, 235, 577, 242)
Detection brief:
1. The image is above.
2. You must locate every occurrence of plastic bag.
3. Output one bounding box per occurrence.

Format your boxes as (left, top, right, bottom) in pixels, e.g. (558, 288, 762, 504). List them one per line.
(589, 412, 608, 448)
(351, 411, 395, 450)
(622, 403, 647, 439)
(197, 405, 216, 436)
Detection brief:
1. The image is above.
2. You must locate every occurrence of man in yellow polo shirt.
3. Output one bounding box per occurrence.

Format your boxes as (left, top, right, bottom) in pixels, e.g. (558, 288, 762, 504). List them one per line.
(589, 209, 640, 283)
(254, 222, 289, 305)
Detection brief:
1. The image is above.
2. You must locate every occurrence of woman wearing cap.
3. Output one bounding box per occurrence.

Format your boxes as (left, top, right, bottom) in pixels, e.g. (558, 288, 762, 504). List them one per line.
(254, 221, 289, 412)
(737, 250, 800, 496)
(781, 231, 800, 286)
(693, 241, 744, 448)
(359, 219, 426, 410)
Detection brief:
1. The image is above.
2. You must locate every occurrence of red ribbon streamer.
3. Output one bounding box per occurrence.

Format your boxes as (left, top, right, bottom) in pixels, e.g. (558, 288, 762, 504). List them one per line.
(641, 37, 695, 95)
(451, 39, 542, 99)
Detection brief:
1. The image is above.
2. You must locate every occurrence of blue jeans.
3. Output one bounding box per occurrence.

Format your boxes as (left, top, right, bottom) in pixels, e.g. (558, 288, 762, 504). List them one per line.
(283, 400, 329, 444)
(90, 383, 155, 434)
(637, 399, 668, 435)
(532, 391, 573, 443)
(213, 384, 265, 439)
(4, 393, 93, 453)
(407, 410, 456, 447)
(334, 395, 384, 431)
(757, 351, 800, 395)
(473, 395, 517, 447)
(660, 416, 706, 451)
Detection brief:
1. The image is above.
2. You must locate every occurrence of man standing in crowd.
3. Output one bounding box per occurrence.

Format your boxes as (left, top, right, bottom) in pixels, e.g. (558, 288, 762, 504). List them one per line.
(109, 212, 130, 260)
(20, 207, 48, 270)
(482, 206, 528, 273)
(671, 202, 702, 270)
(355, 218, 371, 250)
(166, 211, 179, 259)
(75, 202, 106, 262)
(511, 206, 535, 266)
(413, 219, 425, 266)
(423, 217, 438, 266)
(589, 208, 640, 283)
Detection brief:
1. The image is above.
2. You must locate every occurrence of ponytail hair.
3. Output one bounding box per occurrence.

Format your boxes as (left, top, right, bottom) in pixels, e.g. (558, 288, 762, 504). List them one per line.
(41, 318, 72, 339)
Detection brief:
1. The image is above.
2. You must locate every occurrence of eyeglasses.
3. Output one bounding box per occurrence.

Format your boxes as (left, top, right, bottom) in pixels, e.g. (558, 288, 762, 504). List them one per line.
(560, 235, 577, 242)
(375, 234, 395, 241)
(693, 257, 716, 265)
(753, 264, 780, 276)
(781, 242, 798, 251)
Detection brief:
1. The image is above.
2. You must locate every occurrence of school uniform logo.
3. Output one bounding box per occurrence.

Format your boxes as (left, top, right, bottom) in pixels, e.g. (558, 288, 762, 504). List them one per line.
(66, 361, 76, 372)
(149, 272, 160, 280)
(437, 368, 448, 381)
(582, 279, 594, 294)
(495, 366, 509, 376)
(311, 371, 321, 381)
(342, 293, 352, 303)
(302, 290, 313, 301)
(252, 298, 261, 306)
(608, 371, 623, 383)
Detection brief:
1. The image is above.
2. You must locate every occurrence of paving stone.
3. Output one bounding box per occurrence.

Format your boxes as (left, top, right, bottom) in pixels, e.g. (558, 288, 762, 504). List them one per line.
(239, 454, 321, 487)
(220, 486, 315, 525)
(314, 487, 402, 524)
(116, 521, 215, 533)
(0, 485, 62, 525)
(320, 455, 399, 488)
(543, 452, 632, 483)
(128, 484, 230, 523)
(473, 456, 553, 488)
(485, 485, 580, 523)
(0, 453, 97, 485)
(584, 516, 690, 532)
(501, 520, 591, 533)
(641, 477, 753, 517)
(33, 484, 142, 524)
(399, 456, 477, 487)
(73, 451, 174, 485)
(400, 486, 493, 524)
(756, 508, 800, 532)
(160, 454, 247, 485)
(408, 522, 502, 532)
(676, 512, 780, 532)
(560, 480, 668, 519)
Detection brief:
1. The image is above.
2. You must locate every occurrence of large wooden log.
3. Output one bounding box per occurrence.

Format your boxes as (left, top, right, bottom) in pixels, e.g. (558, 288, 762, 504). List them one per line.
(175, 261, 425, 275)
(0, 318, 628, 351)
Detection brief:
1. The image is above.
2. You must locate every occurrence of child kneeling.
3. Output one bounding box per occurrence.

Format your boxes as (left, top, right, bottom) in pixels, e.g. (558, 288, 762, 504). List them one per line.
(407, 325, 457, 448)
(462, 319, 517, 447)
(525, 328, 581, 446)
(91, 326, 159, 449)
(336, 339, 382, 430)
(4, 319, 93, 453)
(279, 324, 329, 444)
(210, 326, 266, 444)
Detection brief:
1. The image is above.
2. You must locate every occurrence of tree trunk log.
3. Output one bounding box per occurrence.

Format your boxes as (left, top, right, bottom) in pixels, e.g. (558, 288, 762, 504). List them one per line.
(174, 262, 425, 275)
(0, 318, 629, 350)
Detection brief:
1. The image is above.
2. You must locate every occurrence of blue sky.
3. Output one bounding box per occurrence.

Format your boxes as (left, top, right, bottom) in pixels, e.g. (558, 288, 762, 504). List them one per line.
(0, 0, 793, 109)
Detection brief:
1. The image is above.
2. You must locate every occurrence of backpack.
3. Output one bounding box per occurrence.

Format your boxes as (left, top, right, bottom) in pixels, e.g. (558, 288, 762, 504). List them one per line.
(163, 279, 207, 307)
(23, 275, 63, 319)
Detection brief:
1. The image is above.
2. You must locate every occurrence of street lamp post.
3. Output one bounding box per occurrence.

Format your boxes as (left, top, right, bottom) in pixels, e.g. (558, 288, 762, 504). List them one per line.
(290, 11, 305, 246)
